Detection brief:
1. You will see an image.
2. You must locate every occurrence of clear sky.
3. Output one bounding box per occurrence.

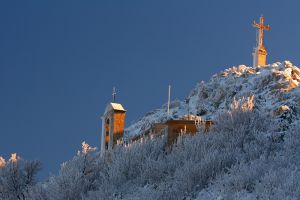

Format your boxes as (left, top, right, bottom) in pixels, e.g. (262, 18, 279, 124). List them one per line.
(1, 1, 300, 179)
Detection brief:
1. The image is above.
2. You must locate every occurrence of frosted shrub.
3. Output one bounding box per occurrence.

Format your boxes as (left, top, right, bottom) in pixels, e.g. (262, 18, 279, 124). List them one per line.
(88, 136, 167, 199)
(282, 124, 300, 165)
(0, 157, 5, 168)
(161, 108, 271, 199)
(198, 114, 300, 199)
(253, 124, 300, 199)
(27, 96, 291, 199)
(213, 97, 275, 157)
(254, 166, 300, 200)
(213, 159, 269, 198)
(89, 98, 275, 199)
(36, 142, 101, 200)
(213, 96, 262, 134)
(0, 154, 41, 200)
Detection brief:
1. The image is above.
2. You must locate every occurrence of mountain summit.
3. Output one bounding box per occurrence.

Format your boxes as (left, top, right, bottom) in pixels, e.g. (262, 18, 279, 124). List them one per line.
(126, 61, 300, 137)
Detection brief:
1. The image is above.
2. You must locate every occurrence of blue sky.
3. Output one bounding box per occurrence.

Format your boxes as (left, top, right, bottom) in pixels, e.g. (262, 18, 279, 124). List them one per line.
(1, 1, 300, 179)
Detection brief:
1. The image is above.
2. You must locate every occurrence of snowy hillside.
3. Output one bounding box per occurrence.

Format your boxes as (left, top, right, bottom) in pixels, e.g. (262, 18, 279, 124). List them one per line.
(3, 61, 300, 200)
(126, 61, 300, 137)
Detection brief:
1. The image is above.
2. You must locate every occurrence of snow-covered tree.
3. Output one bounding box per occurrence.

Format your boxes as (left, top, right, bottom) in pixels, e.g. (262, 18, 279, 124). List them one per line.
(0, 157, 5, 168)
(0, 153, 41, 200)
(29, 142, 101, 200)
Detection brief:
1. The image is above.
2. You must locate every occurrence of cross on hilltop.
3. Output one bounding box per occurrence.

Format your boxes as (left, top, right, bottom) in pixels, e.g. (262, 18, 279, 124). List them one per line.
(252, 16, 271, 67)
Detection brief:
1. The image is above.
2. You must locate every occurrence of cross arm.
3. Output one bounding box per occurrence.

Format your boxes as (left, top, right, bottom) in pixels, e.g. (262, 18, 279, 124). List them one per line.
(252, 21, 271, 30)
(263, 25, 271, 31)
(252, 21, 261, 28)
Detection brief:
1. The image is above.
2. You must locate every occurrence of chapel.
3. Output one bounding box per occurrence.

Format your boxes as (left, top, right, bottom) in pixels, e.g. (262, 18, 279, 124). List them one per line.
(100, 88, 126, 154)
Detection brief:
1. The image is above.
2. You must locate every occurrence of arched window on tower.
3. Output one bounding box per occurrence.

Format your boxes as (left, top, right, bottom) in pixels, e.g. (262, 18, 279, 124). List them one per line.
(105, 118, 110, 149)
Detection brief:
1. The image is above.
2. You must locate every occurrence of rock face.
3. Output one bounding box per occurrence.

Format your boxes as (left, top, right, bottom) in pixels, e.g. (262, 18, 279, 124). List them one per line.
(125, 61, 300, 137)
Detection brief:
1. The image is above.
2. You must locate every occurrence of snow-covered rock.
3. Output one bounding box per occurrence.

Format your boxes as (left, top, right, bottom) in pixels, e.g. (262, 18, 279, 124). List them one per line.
(125, 61, 300, 137)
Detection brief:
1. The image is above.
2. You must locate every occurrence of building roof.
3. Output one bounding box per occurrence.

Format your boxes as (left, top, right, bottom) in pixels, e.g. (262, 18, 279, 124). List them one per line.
(110, 103, 126, 111)
(104, 102, 126, 115)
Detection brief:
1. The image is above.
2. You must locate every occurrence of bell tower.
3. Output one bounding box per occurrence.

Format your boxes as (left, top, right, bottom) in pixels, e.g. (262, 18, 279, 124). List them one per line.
(100, 88, 126, 154)
(252, 16, 271, 67)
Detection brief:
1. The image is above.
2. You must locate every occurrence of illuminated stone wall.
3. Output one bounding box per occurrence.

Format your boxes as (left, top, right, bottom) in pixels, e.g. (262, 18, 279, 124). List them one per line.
(113, 111, 126, 145)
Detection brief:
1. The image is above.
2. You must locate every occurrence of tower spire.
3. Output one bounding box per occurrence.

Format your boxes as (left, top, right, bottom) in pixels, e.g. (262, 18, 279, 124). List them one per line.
(112, 87, 116, 103)
(252, 15, 271, 67)
(167, 85, 171, 116)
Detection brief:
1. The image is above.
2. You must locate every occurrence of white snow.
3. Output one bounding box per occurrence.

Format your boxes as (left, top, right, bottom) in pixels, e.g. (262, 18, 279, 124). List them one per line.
(125, 61, 300, 138)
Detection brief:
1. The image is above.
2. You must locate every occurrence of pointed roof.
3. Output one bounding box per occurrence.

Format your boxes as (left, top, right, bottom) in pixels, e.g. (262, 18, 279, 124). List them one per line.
(110, 103, 126, 111)
(104, 102, 126, 114)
